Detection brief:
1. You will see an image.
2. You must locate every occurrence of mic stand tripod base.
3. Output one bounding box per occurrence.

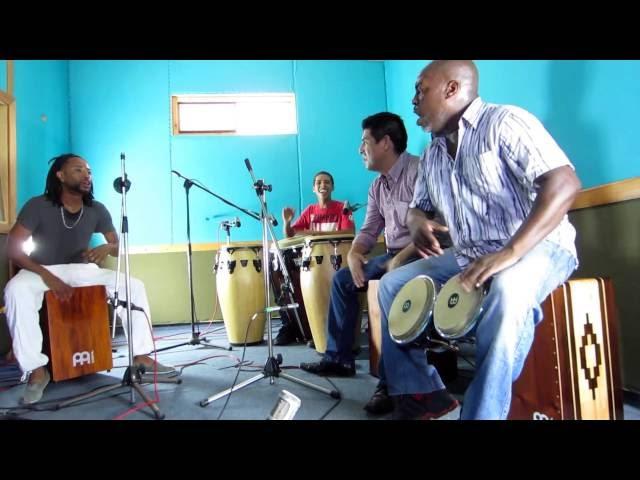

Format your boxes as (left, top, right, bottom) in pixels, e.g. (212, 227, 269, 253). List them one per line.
(151, 331, 232, 354)
(53, 365, 182, 420)
(199, 354, 340, 408)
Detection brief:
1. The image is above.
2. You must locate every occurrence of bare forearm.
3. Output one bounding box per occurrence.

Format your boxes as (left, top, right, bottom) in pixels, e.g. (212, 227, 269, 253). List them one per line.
(107, 242, 119, 257)
(393, 243, 417, 266)
(507, 168, 581, 259)
(284, 222, 295, 238)
(8, 250, 50, 279)
(349, 241, 370, 257)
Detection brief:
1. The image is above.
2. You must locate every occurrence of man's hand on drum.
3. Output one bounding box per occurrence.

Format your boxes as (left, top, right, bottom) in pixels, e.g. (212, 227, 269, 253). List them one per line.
(459, 247, 519, 293)
(82, 244, 113, 265)
(407, 208, 449, 258)
(41, 270, 73, 302)
(282, 207, 295, 224)
(347, 251, 368, 288)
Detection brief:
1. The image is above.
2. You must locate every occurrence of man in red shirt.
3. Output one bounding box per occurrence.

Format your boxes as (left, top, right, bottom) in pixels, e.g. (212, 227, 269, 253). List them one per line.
(275, 171, 355, 345)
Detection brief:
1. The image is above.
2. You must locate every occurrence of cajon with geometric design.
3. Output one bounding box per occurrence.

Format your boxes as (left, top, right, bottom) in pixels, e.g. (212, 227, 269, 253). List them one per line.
(40, 285, 113, 382)
(509, 278, 623, 420)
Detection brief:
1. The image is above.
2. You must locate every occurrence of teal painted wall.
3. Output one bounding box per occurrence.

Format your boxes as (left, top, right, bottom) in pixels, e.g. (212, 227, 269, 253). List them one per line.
(67, 60, 387, 246)
(14, 60, 71, 207)
(0, 61, 6, 91)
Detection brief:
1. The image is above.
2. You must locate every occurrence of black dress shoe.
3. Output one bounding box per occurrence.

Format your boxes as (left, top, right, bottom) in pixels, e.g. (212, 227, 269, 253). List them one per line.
(274, 325, 298, 346)
(300, 360, 355, 377)
(364, 384, 394, 415)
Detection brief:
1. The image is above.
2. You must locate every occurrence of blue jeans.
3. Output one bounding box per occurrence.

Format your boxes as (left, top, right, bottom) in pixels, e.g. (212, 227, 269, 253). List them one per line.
(377, 241, 577, 420)
(323, 253, 394, 367)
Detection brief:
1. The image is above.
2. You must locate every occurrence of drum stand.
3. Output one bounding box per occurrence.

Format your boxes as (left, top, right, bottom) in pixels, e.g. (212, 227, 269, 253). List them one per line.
(200, 159, 339, 409)
(55, 153, 181, 419)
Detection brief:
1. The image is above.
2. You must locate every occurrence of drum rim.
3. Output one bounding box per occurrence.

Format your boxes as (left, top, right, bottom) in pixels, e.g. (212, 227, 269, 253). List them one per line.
(390, 275, 437, 345)
(434, 304, 484, 340)
(302, 235, 355, 245)
(433, 274, 487, 340)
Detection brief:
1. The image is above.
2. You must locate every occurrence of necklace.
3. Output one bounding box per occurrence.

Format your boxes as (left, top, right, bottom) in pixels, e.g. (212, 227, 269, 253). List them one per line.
(60, 205, 84, 229)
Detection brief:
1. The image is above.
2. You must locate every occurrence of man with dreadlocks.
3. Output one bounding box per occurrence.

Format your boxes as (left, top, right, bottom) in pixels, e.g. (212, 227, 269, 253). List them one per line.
(4, 153, 177, 405)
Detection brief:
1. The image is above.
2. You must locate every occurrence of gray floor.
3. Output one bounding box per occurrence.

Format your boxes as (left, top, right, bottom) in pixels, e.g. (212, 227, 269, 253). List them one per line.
(0, 320, 638, 421)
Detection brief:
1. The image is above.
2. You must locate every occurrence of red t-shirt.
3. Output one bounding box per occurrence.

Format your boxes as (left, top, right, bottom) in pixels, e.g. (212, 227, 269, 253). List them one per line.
(291, 200, 354, 233)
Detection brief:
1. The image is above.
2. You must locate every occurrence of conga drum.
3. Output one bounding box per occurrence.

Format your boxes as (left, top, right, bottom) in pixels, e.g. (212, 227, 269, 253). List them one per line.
(386, 275, 458, 381)
(269, 236, 312, 340)
(433, 273, 488, 340)
(299, 234, 355, 353)
(215, 243, 266, 345)
(388, 275, 438, 345)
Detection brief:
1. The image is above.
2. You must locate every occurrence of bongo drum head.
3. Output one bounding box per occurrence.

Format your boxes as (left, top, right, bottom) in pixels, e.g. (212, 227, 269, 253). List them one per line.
(389, 275, 437, 344)
(434, 273, 484, 339)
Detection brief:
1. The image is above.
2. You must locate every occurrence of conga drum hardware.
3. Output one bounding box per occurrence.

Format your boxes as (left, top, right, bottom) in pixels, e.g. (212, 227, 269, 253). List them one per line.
(299, 234, 355, 353)
(215, 243, 267, 345)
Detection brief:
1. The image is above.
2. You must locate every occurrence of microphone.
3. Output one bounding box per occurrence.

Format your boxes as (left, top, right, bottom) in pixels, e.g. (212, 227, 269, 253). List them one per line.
(269, 214, 278, 227)
(221, 217, 241, 228)
(244, 158, 253, 174)
(110, 298, 145, 313)
(343, 201, 365, 214)
(171, 169, 181, 177)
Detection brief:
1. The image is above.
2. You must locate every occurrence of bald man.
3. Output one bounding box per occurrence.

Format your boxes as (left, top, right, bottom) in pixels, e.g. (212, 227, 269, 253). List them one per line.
(376, 60, 581, 419)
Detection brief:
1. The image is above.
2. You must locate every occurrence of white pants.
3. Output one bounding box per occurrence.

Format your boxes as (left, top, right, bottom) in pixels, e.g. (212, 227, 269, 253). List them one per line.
(4, 263, 155, 373)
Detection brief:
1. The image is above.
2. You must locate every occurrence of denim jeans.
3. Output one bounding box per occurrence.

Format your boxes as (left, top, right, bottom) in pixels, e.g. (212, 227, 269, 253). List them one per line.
(323, 253, 394, 366)
(377, 240, 577, 419)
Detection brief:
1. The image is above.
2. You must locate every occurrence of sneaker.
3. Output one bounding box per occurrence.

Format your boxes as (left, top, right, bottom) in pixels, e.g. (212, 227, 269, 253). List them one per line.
(391, 389, 459, 420)
(274, 324, 298, 346)
(20, 368, 51, 405)
(364, 384, 394, 415)
(300, 360, 355, 377)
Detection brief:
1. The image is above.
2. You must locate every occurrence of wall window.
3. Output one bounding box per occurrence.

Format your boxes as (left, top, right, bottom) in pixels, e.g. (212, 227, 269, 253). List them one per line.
(171, 93, 298, 136)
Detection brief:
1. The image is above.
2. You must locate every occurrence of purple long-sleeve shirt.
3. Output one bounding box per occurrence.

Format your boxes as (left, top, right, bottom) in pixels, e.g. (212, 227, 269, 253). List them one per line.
(353, 151, 419, 252)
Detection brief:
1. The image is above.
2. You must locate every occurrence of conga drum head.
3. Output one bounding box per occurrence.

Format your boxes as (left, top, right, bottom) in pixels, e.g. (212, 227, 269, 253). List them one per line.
(275, 236, 307, 250)
(389, 275, 437, 345)
(434, 273, 485, 340)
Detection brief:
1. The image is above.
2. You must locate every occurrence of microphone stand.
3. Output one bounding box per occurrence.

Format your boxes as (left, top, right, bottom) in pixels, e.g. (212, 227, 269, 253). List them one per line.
(149, 171, 258, 354)
(199, 159, 339, 409)
(55, 153, 181, 419)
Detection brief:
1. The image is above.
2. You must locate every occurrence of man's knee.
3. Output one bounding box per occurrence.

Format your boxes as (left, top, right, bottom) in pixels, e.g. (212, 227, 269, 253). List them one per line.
(333, 267, 353, 289)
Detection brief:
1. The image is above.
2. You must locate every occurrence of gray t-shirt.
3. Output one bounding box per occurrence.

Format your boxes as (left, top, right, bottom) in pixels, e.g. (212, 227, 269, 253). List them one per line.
(17, 195, 116, 265)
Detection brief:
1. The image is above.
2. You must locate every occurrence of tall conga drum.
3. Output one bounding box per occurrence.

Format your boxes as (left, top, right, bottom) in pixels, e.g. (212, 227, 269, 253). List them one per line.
(299, 234, 355, 353)
(215, 243, 266, 345)
(269, 236, 312, 340)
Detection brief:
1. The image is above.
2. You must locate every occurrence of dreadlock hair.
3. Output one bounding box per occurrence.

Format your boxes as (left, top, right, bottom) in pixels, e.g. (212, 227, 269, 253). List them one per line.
(44, 153, 94, 207)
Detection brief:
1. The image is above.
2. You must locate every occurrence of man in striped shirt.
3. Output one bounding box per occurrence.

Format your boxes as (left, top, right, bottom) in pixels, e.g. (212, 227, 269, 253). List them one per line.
(378, 60, 581, 419)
